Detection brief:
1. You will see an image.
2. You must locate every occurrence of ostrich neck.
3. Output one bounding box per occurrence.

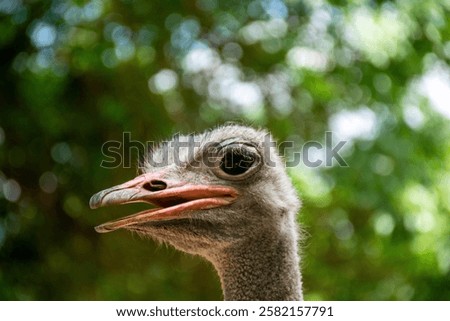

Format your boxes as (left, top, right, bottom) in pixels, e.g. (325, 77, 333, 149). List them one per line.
(210, 227, 303, 301)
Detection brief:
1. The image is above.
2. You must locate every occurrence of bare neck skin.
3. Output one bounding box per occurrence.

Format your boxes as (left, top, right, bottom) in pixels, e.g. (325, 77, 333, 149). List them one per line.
(210, 229, 303, 301)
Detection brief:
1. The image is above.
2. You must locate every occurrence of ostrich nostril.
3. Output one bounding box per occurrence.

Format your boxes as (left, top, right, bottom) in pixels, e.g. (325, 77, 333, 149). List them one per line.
(143, 180, 167, 192)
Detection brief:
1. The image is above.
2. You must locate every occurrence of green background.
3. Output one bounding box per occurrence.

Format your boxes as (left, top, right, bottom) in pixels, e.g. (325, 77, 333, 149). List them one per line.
(1, 0, 449, 300)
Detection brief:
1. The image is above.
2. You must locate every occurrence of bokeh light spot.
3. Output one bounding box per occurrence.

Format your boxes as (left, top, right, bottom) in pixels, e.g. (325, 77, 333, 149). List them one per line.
(329, 107, 378, 141)
(39, 172, 58, 194)
(51, 142, 72, 164)
(149, 69, 179, 94)
(3, 179, 21, 202)
(373, 212, 395, 236)
(0, 0, 22, 14)
(30, 22, 57, 48)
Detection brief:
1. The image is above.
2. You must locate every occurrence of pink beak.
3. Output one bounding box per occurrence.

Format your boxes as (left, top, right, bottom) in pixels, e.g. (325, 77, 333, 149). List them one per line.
(90, 172, 238, 233)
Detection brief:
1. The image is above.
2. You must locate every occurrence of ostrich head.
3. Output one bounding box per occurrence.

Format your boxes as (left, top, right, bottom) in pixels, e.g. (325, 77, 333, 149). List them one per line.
(90, 125, 300, 258)
(90, 125, 303, 300)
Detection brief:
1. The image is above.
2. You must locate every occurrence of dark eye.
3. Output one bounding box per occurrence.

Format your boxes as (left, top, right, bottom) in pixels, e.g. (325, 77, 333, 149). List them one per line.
(211, 143, 261, 180)
(220, 147, 256, 175)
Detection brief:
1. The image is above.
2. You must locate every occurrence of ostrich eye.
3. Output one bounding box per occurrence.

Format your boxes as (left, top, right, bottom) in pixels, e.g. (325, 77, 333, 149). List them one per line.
(220, 147, 255, 175)
(211, 143, 262, 180)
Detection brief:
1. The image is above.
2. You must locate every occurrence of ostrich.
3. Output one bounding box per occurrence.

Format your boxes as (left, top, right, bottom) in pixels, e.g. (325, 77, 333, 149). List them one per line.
(90, 125, 303, 300)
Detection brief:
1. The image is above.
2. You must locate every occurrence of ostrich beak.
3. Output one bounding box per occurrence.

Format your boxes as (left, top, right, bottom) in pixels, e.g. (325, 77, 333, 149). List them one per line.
(90, 173, 238, 233)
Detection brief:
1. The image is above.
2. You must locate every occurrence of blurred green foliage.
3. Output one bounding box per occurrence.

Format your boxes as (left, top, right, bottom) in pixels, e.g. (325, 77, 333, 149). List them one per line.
(0, 0, 449, 300)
